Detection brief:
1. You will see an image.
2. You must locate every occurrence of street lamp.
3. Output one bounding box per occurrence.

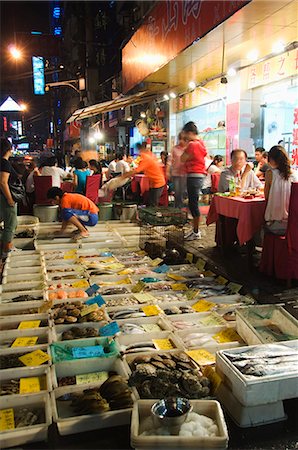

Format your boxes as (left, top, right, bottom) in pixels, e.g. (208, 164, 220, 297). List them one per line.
(9, 45, 22, 60)
(20, 103, 27, 111)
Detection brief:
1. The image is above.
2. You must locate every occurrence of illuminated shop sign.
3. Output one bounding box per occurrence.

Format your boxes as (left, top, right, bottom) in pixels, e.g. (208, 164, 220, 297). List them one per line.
(32, 56, 45, 95)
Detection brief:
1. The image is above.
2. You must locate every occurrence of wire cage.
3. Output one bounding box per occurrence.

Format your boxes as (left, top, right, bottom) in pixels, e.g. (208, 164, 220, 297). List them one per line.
(138, 207, 188, 260)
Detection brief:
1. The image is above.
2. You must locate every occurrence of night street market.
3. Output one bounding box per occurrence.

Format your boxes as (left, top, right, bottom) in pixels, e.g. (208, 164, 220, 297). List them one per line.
(0, 1, 297, 449)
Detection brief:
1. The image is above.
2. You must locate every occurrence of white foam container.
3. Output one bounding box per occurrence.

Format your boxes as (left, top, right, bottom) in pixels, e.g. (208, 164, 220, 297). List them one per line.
(12, 238, 35, 250)
(2, 273, 45, 285)
(0, 346, 51, 372)
(117, 331, 182, 353)
(166, 312, 229, 331)
(5, 254, 42, 268)
(176, 326, 244, 352)
(0, 302, 44, 316)
(2, 265, 45, 277)
(106, 305, 150, 321)
(0, 314, 49, 331)
(0, 290, 46, 305)
(130, 399, 229, 449)
(90, 275, 133, 285)
(0, 393, 52, 448)
(50, 337, 119, 364)
(216, 341, 298, 406)
(46, 278, 90, 289)
(1, 281, 45, 293)
(117, 316, 171, 334)
(51, 322, 109, 342)
(51, 355, 129, 389)
(36, 242, 80, 251)
(0, 328, 51, 350)
(235, 305, 298, 345)
(17, 215, 39, 227)
(0, 366, 52, 398)
(103, 294, 148, 308)
(216, 382, 286, 427)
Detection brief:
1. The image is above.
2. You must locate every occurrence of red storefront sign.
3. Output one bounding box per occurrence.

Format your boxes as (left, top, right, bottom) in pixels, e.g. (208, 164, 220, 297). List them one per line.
(292, 107, 298, 166)
(122, 0, 250, 93)
(226, 102, 240, 164)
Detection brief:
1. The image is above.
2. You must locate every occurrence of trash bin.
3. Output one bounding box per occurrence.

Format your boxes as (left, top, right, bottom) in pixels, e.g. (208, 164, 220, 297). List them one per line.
(33, 205, 59, 222)
(98, 203, 113, 221)
(121, 204, 137, 221)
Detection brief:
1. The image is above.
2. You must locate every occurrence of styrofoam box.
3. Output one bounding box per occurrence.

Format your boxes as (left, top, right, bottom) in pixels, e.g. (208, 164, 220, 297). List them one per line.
(12, 238, 35, 250)
(36, 242, 80, 251)
(51, 355, 129, 389)
(0, 393, 52, 448)
(98, 284, 133, 295)
(0, 301, 44, 316)
(106, 305, 150, 321)
(17, 215, 39, 226)
(0, 290, 46, 305)
(47, 271, 87, 281)
(216, 382, 286, 428)
(0, 366, 52, 398)
(50, 337, 119, 364)
(130, 399, 229, 449)
(47, 278, 90, 288)
(166, 312, 229, 330)
(0, 328, 51, 350)
(175, 326, 244, 352)
(0, 346, 51, 372)
(47, 288, 90, 303)
(0, 314, 49, 331)
(117, 331, 182, 353)
(5, 257, 42, 268)
(1, 281, 45, 293)
(2, 265, 45, 277)
(117, 316, 171, 334)
(51, 322, 109, 342)
(103, 294, 152, 308)
(51, 380, 134, 435)
(2, 272, 45, 285)
(235, 304, 298, 345)
(216, 341, 298, 406)
(89, 275, 133, 285)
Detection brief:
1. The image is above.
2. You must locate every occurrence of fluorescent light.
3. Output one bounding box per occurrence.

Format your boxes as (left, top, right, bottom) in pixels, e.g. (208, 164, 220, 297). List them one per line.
(227, 67, 237, 77)
(126, 116, 133, 121)
(163, 94, 170, 101)
(188, 81, 196, 90)
(140, 111, 146, 118)
(272, 41, 285, 54)
(169, 92, 176, 99)
(247, 49, 259, 62)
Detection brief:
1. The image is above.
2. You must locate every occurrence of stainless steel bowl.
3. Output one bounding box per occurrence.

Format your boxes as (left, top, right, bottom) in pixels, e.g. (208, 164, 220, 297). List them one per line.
(151, 397, 193, 431)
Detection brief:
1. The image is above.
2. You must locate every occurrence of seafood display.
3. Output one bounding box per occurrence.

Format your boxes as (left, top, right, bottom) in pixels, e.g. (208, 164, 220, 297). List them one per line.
(1, 376, 46, 395)
(48, 289, 88, 300)
(154, 293, 186, 303)
(108, 308, 146, 320)
(15, 229, 36, 238)
(223, 344, 298, 377)
(14, 408, 45, 428)
(51, 302, 107, 324)
(163, 305, 194, 315)
(57, 375, 133, 414)
(105, 297, 140, 307)
(128, 352, 210, 399)
(7, 294, 43, 303)
(99, 287, 130, 296)
(61, 326, 99, 341)
(120, 322, 162, 334)
(0, 353, 49, 369)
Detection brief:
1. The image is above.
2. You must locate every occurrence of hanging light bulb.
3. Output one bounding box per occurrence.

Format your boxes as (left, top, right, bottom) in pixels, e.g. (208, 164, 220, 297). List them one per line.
(188, 81, 196, 90)
(169, 92, 176, 99)
(163, 94, 170, 101)
(272, 41, 285, 54)
(247, 49, 259, 62)
(227, 67, 237, 77)
(89, 137, 95, 144)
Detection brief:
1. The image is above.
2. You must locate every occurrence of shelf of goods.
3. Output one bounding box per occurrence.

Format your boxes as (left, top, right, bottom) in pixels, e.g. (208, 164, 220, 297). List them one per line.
(1, 232, 296, 446)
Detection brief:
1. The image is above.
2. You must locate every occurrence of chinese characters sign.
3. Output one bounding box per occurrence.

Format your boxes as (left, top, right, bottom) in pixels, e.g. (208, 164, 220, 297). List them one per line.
(292, 107, 298, 166)
(122, 0, 250, 93)
(32, 56, 45, 95)
(247, 49, 298, 89)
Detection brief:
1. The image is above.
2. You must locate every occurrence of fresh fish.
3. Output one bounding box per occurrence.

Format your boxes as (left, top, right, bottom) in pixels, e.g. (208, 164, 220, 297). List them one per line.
(223, 344, 298, 361)
(241, 362, 298, 377)
(125, 342, 156, 350)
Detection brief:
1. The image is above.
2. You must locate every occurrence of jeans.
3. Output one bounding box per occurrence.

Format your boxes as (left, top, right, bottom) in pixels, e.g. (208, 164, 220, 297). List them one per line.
(62, 208, 98, 227)
(0, 194, 17, 244)
(187, 176, 205, 218)
(172, 176, 186, 208)
(149, 186, 165, 206)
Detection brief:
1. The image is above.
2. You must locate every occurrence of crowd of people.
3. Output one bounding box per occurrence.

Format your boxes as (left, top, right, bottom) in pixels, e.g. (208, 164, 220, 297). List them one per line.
(1, 121, 297, 258)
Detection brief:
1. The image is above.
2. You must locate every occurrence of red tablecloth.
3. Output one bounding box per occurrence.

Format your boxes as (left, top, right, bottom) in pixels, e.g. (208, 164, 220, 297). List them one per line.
(206, 195, 266, 245)
(131, 174, 168, 206)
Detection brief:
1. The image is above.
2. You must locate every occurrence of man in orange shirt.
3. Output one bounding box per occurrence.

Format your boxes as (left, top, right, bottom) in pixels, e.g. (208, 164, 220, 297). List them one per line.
(47, 187, 98, 238)
(121, 143, 166, 206)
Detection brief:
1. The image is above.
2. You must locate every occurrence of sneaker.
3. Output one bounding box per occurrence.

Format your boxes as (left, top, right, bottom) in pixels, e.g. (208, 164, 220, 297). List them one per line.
(185, 230, 202, 241)
(184, 229, 194, 239)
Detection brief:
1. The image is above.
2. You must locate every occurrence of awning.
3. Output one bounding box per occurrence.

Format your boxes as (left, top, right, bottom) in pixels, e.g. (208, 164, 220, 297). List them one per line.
(66, 90, 161, 124)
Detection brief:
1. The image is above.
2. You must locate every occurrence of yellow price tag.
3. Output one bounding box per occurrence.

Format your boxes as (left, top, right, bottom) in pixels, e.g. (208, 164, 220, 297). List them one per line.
(203, 366, 222, 392)
(196, 258, 206, 271)
(141, 305, 162, 316)
(0, 408, 15, 431)
(18, 320, 41, 330)
(133, 293, 156, 304)
(150, 258, 163, 267)
(19, 377, 41, 394)
(227, 282, 243, 293)
(186, 289, 199, 301)
(192, 299, 216, 312)
(186, 349, 216, 366)
(167, 274, 186, 281)
(171, 283, 188, 291)
(186, 253, 193, 263)
(152, 338, 175, 350)
(132, 281, 146, 293)
(11, 336, 38, 347)
(72, 279, 89, 289)
(212, 328, 241, 343)
(76, 371, 109, 385)
(81, 303, 99, 316)
(216, 276, 229, 285)
(203, 270, 216, 277)
(142, 323, 161, 332)
(200, 313, 226, 327)
(19, 349, 50, 367)
(64, 249, 77, 260)
(106, 263, 125, 271)
(118, 268, 134, 275)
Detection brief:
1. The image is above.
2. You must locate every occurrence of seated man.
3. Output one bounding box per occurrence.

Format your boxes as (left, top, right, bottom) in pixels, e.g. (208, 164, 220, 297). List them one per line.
(255, 151, 269, 180)
(47, 187, 98, 238)
(218, 149, 262, 192)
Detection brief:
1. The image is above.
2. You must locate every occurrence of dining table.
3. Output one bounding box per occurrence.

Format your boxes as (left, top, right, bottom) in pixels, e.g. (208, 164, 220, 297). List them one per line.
(206, 194, 266, 247)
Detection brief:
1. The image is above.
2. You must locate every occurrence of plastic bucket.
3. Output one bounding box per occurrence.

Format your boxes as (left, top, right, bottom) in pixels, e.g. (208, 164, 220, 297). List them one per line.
(121, 204, 137, 221)
(98, 203, 113, 221)
(33, 204, 59, 222)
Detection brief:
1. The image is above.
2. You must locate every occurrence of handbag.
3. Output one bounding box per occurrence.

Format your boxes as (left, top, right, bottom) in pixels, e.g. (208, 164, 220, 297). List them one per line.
(9, 179, 26, 203)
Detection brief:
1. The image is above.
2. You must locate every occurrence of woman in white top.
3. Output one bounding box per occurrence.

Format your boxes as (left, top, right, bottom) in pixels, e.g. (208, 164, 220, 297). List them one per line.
(115, 154, 130, 174)
(41, 156, 67, 188)
(264, 145, 298, 234)
(201, 155, 224, 194)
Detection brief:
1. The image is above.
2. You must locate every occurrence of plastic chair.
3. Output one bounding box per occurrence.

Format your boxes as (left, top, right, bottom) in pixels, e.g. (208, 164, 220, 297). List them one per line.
(259, 182, 298, 281)
(211, 172, 221, 193)
(85, 174, 101, 204)
(34, 175, 53, 205)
